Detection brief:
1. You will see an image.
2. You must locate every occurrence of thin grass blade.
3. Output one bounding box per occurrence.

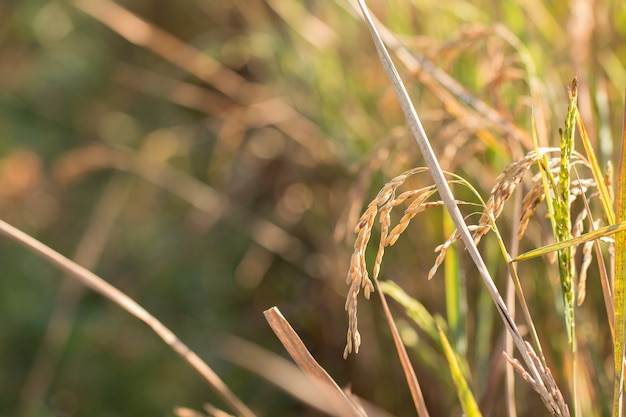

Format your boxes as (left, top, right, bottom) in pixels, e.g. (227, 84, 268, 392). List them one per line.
(443, 210, 466, 356)
(217, 335, 337, 416)
(513, 220, 626, 261)
(373, 279, 431, 417)
(379, 280, 442, 342)
(380, 280, 472, 381)
(438, 327, 483, 417)
(0, 219, 256, 417)
(577, 110, 615, 224)
(612, 90, 626, 417)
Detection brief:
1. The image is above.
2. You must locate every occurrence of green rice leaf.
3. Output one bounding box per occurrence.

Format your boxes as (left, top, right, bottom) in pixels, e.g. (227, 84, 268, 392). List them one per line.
(438, 326, 482, 417)
(512, 220, 626, 262)
(612, 92, 626, 417)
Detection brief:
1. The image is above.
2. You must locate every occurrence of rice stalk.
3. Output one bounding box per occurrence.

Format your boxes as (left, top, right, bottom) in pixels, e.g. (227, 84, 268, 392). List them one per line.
(504, 343, 570, 417)
(536, 79, 578, 415)
(611, 90, 626, 417)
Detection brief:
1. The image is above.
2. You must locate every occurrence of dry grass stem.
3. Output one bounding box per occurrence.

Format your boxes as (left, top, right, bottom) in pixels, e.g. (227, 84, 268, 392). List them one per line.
(264, 307, 366, 417)
(174, 406, 209, 417)
(0, 219, 256, 417)
(203, 404, 237, 417)
(373, 279, 431, 417)
(17, 174, 135, 415)
(217, 334, 338, 416)
(504, 343, 570, 417)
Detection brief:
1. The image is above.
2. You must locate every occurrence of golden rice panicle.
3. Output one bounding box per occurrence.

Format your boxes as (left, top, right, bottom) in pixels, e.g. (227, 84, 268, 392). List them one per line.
(373, 203, 393, 281)
(344, 168, 424, 357)
(428, 224, 485, 279)
(373, 189, 426, 279)
(384, 189, 439, 247)
(518, 173, 546, 239)
(367, 169, 422, 281)
(577, 219, 599, 306)
(428, 230, 461, 280)
(344, 203, 377, 358)
(429, 153, 537, 280)
(518, 153, 582, 240)
(474, 153, 537, 244)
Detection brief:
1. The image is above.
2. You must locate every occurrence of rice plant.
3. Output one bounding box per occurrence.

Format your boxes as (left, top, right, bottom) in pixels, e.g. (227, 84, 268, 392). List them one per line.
(2, 0, 626, 416)
(342, 1, 625, 416)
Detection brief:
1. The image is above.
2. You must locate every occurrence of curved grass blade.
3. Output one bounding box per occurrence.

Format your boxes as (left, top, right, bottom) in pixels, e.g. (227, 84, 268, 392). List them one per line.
(374, 279, 431, 417)
(0, 219, 256, 417)
(443, 210, 466, 356)
(577, 110, 615, 224)
(438, 327, 483, 417)
(379, 280, 442, 342)
(512, 220, 626, 262)
(612, 90, 626, 417)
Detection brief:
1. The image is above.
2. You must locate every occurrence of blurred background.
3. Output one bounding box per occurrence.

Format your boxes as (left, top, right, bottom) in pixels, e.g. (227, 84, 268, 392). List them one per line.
(1, 0, 625, 416)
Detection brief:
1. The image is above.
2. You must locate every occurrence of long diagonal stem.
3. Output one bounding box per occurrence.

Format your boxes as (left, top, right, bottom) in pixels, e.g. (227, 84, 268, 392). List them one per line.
(356, 0, 546, 390)
(0, 219, 256, 417)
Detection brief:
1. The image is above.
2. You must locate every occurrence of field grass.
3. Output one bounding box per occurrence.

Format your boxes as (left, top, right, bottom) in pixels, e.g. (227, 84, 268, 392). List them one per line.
(1, 0, 626, 416)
